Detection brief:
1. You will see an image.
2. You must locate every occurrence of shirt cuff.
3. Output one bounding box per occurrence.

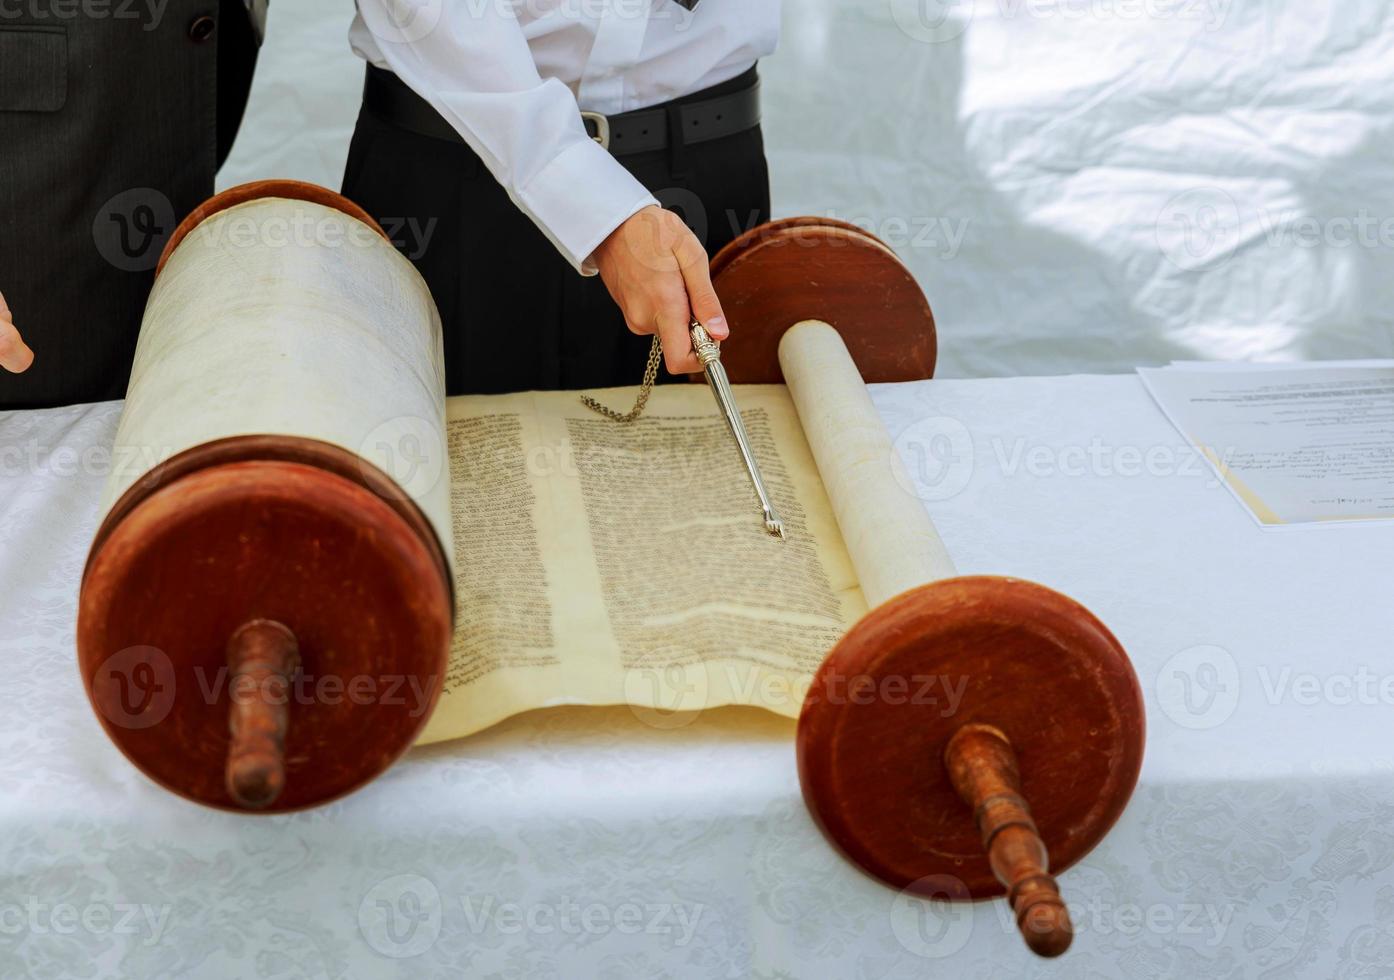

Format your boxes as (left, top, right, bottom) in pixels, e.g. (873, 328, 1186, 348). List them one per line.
(515, 137, 660, 276)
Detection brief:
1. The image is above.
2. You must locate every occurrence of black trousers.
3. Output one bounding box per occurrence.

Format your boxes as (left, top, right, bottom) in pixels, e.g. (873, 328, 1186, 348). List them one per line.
(341, 69, 771, 396)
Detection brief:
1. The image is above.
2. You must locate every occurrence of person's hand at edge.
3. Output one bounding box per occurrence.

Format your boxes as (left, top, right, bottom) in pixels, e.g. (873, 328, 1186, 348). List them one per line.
(0, 290, 35, 373)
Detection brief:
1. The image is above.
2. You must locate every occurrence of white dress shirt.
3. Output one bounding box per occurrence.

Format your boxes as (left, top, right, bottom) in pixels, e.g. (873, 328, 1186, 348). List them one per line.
(350, 1, 780, 275)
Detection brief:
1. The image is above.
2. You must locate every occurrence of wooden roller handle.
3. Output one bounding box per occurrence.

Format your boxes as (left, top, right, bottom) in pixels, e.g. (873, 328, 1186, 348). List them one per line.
(225, 619, 299, 809)
(944, 723, 1073, 958)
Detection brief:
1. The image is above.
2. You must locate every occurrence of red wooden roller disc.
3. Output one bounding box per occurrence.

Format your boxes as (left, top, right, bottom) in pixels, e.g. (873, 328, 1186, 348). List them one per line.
(706, 217, 937, 384)
(77, 456, 453, 812)
(797, 576, 1145, 898)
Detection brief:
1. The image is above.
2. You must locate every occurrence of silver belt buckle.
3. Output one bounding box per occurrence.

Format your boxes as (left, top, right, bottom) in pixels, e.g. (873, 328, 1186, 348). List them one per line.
(581, 111, 611, 151)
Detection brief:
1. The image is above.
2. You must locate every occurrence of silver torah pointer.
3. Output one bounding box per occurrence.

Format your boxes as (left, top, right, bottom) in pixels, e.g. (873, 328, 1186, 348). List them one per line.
(690, 320, 786, 539)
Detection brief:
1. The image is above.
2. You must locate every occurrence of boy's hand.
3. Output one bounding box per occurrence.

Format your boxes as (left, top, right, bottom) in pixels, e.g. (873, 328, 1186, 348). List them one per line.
(593, 206, 729, 375)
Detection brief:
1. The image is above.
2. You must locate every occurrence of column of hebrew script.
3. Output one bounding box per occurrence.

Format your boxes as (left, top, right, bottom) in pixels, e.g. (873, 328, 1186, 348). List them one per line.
(417, 383, 867, 744)
(442, 414, 556, 692)
(565, 411, 847, 670)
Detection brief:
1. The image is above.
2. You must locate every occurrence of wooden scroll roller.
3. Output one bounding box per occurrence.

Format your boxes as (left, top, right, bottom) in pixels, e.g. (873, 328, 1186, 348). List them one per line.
(77, 181, 454, 812)
(712, 220, 1146, 957)
(224, 620, 300, 808)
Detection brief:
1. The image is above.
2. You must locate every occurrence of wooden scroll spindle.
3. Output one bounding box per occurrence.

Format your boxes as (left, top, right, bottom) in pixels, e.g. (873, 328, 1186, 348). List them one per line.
(714, 225, 1145, 959)
(225, 619, 300, 809)
(945, 724, 1072, 958)
(796, 576, 1142, 962)
(76, 182, 455, 812)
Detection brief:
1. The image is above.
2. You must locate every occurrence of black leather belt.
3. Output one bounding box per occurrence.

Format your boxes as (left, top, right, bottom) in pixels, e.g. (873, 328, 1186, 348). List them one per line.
(363, 65, 761, 157)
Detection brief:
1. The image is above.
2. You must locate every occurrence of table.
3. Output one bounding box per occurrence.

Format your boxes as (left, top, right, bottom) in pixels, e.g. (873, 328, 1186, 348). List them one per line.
(2, 375, 1392, 978)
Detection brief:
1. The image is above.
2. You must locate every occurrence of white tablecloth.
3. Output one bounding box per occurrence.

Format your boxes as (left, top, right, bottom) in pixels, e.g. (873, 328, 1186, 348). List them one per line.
(2, 375, 1392, 979)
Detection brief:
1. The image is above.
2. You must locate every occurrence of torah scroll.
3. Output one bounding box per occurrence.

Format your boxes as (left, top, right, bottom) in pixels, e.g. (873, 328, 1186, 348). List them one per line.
(77, 186, 1143, 961)
(80, 184, 956, 808)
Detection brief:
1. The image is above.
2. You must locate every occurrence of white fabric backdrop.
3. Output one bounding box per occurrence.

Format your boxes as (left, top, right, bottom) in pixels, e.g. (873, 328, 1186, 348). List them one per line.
(222, 0, 1394, 378)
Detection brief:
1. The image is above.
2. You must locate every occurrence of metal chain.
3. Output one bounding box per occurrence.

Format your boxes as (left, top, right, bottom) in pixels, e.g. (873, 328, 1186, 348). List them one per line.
(580, 334, 664, 423)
